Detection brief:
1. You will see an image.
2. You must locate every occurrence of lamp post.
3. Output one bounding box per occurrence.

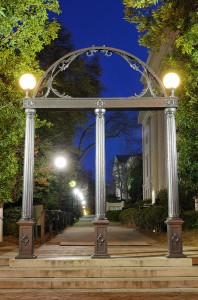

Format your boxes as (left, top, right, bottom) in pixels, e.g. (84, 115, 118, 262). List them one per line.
(163, 72, 185, 258)
(54, 156, 67, 211)
(16, 74, 37, 259)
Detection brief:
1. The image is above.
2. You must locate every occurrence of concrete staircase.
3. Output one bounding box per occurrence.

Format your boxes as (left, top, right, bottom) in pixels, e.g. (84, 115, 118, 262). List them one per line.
(0, 257, 198, 299)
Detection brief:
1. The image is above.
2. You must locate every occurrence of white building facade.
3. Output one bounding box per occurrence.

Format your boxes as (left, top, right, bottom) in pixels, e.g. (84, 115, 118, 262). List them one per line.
(138, 44, 170, 202)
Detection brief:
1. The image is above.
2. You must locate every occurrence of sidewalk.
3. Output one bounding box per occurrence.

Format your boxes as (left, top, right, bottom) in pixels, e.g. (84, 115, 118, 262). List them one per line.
(1, 215, 198, 259)
(35, 215, 168, 258)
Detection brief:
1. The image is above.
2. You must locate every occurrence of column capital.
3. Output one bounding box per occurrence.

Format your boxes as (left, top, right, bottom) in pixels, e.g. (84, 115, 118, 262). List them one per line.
(165, 107, 176, 117)
(25, 108, 36, 113)
(95, 108, 106, 117)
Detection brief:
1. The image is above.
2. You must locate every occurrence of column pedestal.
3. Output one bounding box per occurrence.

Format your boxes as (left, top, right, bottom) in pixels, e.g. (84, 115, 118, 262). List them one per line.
(165, 218, 186, 258)
(92, 219, 110, 258)
(16, 220, 37, 259)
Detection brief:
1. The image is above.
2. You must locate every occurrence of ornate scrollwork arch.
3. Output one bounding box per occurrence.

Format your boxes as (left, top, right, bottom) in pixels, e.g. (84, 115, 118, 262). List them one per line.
(33, 45, 167, 99)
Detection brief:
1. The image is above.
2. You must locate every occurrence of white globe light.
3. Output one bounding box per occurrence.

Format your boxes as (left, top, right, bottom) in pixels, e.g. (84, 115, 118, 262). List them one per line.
(54, 157, 67, 169)
(73, 188, 80, 195)
(19, 74, 36, 90)
(69, 180, 76, 187)
(163, 72, 180, 89)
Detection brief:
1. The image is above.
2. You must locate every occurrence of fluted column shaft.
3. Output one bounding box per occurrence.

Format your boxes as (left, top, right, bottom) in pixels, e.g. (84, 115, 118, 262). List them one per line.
(95, 108, 106, 220)
(165, 107, 179, 218)
(21, 108, 36, 220)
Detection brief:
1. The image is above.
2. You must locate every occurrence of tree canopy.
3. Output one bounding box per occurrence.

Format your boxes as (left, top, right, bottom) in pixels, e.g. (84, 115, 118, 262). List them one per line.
(0, 1, 60, 204)
(123, 0, 198, 194)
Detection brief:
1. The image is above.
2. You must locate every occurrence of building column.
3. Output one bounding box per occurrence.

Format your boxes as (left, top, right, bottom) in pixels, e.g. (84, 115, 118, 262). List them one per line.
(16, 109, 37, 259)
(165, 107, 185, 258)
(92, 108, 109, 258)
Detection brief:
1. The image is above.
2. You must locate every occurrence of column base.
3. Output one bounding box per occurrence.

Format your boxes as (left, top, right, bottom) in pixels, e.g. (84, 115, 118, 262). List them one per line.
(165, 217, 186, 258)
(92, 219, 110, 259)
(16, 219, 37, 259)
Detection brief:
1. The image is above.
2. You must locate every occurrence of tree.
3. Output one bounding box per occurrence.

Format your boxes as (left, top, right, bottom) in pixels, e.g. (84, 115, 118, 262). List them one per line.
(0, 1, 60, 205)
(128, 155, 143, 204)
(34, 26, 104, 206)
(123, 0, 198, 195)
(76, 111, 141, 162)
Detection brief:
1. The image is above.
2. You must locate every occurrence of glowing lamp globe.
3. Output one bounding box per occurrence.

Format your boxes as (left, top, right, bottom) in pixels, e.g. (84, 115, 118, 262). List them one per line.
(54, 157, 67, 169)
(163, 72, 180, 89)
(19, 74, 36, 90)
(69, 180, 76, 187)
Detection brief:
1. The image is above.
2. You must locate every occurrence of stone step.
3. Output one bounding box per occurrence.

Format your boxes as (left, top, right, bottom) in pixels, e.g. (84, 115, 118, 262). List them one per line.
(0, 258, 9, 266)
(0, 266, 198, 278)
(9, 257, 193, 268)
(0, 288, 198, 300)
(0, 277, 198, 289)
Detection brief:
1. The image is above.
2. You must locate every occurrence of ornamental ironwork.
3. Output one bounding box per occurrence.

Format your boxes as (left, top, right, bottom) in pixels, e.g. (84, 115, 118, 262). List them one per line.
(33, 46, 167, 99)
(22, 234, 29, 246)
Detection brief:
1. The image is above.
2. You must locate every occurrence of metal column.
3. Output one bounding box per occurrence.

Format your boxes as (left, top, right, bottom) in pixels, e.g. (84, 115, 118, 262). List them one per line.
(16, 108, 37, 259)
(165, 107, 185, 258)
(92, 108, 109, 258)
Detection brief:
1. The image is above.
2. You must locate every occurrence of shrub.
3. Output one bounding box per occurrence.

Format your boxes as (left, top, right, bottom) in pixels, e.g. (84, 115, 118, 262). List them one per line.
(3, 207, 21, 236)
(181, 210, 198, 229)
(119, 205, 167, 234)
(106, 210, 122, 222)
(144, 206, 167, 234)
(119, 208, 138, 225)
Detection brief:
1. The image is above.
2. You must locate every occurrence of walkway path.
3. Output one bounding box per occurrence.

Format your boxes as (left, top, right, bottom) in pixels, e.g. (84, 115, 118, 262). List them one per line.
(35, 215, 169, 258)
(1, 215, 198, 259)
(1, 216, 198, 299)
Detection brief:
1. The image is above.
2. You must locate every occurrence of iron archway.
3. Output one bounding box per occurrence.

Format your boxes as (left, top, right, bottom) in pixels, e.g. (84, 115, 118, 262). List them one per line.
(17, 46, 184, 259)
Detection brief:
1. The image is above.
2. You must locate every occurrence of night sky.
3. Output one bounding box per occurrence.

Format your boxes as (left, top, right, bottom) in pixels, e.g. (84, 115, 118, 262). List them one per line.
(54, 0, 148, 181)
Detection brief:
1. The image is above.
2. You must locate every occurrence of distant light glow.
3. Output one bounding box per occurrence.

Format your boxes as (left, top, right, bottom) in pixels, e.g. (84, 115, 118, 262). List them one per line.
(54, 156, 67, 169)
(69, 180, 76, 187)
(73, 188, 80, 195)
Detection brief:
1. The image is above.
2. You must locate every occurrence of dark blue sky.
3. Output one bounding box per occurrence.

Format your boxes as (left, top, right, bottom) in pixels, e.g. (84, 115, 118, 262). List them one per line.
(56, 0, 148, 181)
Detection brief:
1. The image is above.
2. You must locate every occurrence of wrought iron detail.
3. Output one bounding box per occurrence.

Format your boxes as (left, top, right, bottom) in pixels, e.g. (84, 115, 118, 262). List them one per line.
(172, 233, 180, 243)
(33, 46, 167, 99)
(22, 235, 29, 246)
(96, 99, 105, 107)
(167, 97, 178, 107)
(87, 45, 113, 57)
(97, 233, 105, 245)
(27, 100, 35, 107)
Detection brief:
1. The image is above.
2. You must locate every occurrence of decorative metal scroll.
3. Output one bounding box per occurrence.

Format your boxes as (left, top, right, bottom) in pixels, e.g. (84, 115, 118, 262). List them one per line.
(33, 46, 167, 99)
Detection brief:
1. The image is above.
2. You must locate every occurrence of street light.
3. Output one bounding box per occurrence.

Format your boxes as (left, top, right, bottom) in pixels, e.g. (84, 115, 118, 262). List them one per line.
(163, 72, 185, 258)
(163, 72, 180, 96)
(17, 73, 37, 258)
(54, 156, 67, 210)
(69, 180, 76, 187)
(54, 156, 67, 169)
(19, 73, 36, 98)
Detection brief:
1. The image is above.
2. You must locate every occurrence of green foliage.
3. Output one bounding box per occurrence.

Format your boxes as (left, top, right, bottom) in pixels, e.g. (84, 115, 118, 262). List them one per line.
(0, 1, 61, 204)
(123, 0, 198, 195)
(155, 189, 168, 210)
(144, 206, 167, 233)
(181, 210, 198, 230)
(0, 7, 6, 18)
(106, 210, 122, 222)
(119, 208, 138, 225)
(3, 207, 21, 236)
(119, 206, 166, 234)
